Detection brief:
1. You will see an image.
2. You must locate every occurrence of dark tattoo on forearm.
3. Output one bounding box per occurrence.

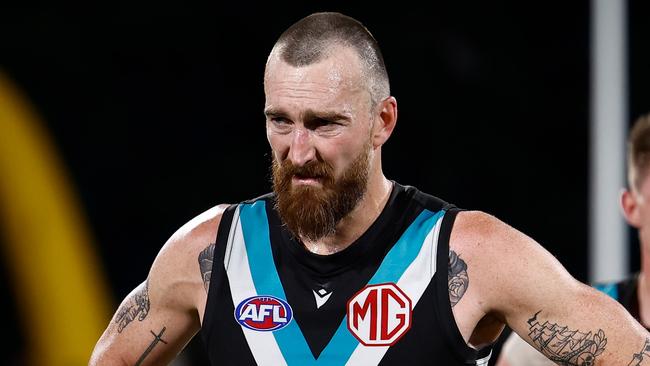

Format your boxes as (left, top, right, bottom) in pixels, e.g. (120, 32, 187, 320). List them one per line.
(448, 250, 469, 307)
(629, 339, 650, 365)
(198, 243, 215, 293)
(134, 326, 168, 366)
(526, 310, 607, 365)
(114, 280, 150, 333)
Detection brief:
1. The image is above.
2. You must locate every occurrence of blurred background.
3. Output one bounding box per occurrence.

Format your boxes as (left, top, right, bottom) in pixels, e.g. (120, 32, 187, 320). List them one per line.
(0, 1, 648, 365)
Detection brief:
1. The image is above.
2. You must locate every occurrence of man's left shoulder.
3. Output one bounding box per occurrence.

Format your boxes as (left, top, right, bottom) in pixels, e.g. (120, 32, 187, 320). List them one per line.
(450, 210, 522, 249)
(448, 210, 544, 276)
(448, 210, 576, 314)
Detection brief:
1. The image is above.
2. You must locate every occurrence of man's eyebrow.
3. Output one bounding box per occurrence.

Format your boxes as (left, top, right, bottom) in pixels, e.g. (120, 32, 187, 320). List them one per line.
(303, 109, 352, 122)
(264, 108, 285, 118)
(264, 108, 352, 122)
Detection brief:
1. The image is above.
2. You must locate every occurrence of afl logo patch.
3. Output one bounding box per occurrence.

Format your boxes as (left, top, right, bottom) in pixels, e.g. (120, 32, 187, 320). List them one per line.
(234, 295, 293, 332)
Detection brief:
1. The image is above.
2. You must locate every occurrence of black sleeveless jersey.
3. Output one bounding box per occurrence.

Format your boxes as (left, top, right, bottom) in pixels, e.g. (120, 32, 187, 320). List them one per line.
(201, 182, 492, 365)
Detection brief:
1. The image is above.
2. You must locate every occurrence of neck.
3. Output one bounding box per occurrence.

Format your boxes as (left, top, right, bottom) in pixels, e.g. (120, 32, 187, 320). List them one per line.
(301, 171, 393, 255)
(637, 235, 650, 326)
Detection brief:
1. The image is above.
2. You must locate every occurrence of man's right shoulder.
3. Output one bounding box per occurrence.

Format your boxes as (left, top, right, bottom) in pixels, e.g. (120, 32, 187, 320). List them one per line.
(90, 204, 234, 365)
(168, 203, 231, 249)
(148, 204, 231, 292)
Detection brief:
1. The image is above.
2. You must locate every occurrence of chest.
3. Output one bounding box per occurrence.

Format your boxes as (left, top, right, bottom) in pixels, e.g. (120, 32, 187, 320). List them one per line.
(201, 201, 489, 365)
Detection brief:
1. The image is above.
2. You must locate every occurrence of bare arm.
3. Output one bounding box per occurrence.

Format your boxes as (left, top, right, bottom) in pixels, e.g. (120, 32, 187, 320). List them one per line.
(495, 332, 554, 366)
(450, 211, 650, 365)
(89, 205, 227, 365)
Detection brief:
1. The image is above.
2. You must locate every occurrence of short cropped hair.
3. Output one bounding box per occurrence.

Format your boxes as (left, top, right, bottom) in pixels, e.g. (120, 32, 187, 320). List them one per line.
(267, 12, 390, 106)
(628, 114, 650, 190)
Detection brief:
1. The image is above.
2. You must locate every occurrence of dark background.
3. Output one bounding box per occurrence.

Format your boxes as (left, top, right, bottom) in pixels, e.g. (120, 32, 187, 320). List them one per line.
(0, 2, 648, 364)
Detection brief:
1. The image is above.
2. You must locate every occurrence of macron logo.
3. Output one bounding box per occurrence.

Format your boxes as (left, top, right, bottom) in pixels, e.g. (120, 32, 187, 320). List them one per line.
(312, 288, 333, 309)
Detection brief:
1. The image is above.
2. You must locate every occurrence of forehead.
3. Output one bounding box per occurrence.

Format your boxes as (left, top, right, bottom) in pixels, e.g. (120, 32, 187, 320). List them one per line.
(264, 47, 368, 112)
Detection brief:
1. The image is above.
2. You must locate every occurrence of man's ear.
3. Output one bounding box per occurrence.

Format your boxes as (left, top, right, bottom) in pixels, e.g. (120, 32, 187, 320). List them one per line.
(621, 188, 642, 228)
(372, 96, 397, 148)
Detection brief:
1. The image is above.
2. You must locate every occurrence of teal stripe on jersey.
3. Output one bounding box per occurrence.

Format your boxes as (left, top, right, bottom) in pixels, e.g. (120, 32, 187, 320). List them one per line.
(239, 201, 443, 365)
(367, 209, 443, 286)
(240, 201, 315, 365)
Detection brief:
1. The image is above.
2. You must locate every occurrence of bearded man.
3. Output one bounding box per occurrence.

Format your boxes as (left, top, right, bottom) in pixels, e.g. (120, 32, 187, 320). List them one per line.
(91, 12, 650, 366)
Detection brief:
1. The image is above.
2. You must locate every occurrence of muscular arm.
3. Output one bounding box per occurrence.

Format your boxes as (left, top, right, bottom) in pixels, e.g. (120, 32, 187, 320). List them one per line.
(89, 205, 227, 365)
(449, 211, 650, 365)
(495, 332, 554, 366)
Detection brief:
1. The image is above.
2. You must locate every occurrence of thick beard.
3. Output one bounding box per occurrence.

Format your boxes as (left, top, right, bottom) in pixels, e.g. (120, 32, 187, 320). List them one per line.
(272, 144, 371, 242)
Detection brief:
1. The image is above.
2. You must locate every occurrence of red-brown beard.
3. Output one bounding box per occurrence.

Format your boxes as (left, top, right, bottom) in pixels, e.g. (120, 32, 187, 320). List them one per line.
(272, 144, 371, 242)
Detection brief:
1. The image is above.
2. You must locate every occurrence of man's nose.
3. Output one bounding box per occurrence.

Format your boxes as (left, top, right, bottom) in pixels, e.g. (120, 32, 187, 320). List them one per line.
(288, 128, 316, 166)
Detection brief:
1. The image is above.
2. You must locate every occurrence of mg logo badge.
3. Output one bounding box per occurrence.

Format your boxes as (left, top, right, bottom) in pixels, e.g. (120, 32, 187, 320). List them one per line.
(346, 283, 412, 346)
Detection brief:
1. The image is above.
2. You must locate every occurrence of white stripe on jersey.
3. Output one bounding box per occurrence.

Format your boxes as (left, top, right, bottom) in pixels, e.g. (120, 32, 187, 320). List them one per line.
(224, 206, 288, 366)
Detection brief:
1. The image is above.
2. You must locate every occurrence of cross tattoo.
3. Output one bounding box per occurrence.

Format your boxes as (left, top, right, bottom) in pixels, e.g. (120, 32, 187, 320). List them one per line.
(134, 326, 168, 366)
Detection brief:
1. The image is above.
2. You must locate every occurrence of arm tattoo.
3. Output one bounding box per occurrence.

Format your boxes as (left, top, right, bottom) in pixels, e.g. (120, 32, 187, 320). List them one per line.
(526, 310, 608, 365)
(448, 250, 469, 307)
(198, 243, 215, 293)
(114, 280, 150, 333)
(629, 339, 650, 365)
(134, 326, 168, 366)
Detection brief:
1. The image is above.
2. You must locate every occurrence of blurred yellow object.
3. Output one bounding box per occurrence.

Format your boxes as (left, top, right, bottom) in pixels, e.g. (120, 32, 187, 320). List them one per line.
(0, 71, 112, 365)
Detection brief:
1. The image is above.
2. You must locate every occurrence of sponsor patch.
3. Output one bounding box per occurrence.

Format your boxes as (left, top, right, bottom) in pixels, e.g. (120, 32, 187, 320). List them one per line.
(347, 283, 412, 346)
(234, 295, 293, 332)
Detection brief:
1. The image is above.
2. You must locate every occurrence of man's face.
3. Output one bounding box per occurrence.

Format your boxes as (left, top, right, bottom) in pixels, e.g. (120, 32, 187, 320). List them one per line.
(264, 47, 376, 241)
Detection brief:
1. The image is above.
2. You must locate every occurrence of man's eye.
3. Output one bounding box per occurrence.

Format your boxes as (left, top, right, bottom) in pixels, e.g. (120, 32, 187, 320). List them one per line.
(310, 119, 337, 129)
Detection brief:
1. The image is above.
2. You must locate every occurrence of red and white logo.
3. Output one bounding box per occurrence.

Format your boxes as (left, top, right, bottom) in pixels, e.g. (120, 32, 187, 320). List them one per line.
(234, 295, 293, 332)
(346, 283, 412, 346)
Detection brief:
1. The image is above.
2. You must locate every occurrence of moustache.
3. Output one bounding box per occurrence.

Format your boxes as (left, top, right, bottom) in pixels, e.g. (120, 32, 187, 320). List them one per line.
(277, 160, 334, 184)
